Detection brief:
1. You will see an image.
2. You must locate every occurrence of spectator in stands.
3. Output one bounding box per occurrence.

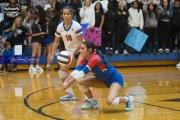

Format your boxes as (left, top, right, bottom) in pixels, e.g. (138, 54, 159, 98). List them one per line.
(29, 14, 46, 72)
(128, 0, 144, 54)
(32, 0, 46, 8)
(108, 0, 118, 11)
(80, 0, 95, 28)
(22, 9, 34, 46)
(103, 3, 115, 55)
(114, 0, 129, 55)
(42, 14, 56, 70)
(55, 0, 65, 11)
(48, 0, 55, 8)
(4, 0, 20, 21)
(69, 0, 82, 23)
(94, 2, 104, 54)
(3, 42, 17, 72)
(34, 5, 46, 25)
(23, 9, 34, 32)
(94, 2, 104, 28)
(0, 1, 6, 13)
(171, 0, 180, 53)
(158, 0, 172, 54)
(143, 2, 163, 54)
(19, 0, 31, 10)
(11, 16, 27, 52)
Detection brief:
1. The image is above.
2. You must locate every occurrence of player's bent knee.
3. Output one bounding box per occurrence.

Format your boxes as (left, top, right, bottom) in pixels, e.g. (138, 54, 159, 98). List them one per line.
(58, 70, 67, 79)
(107, 97, 120, 106)
(77, 84, 89, 92)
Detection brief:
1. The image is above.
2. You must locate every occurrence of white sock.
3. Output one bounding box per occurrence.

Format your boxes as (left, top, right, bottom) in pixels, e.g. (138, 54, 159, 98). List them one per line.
(66, 87, 74, 94)
(30, 65, 34, 68)
(125, 96, 128, 102)
(89, 98, 94, 101)
(36, 65, 39, 68)
(47, 64, 50, 67)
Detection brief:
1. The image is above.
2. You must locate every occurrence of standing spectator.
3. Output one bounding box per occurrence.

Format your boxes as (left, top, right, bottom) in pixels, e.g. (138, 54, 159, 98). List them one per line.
(94, 2, 104, 28)
(94, 2, 104, 53)
(3, 42, 17, 72)
(128, 0, 144, 53)
(108, 0, 118, 11)
(114, 0, 129, 55)
(11, 16, 27, 52)
(69, 0, 82, 23)
(80, 0, 95, 28)
(158, 0, 172, 54)
(34, 5, 46, 25)
(42, 14, 56, 70)
(171, 0, 180, 53)
(103, 2, 115, 55)
(29, 15, 46, 72)
(55, 0, 65, 11)
(143, 2, 163, 54)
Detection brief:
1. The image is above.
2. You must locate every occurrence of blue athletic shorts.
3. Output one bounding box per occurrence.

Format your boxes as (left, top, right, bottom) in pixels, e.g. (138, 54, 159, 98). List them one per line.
(103, 71, 124, 88)
(43, 38, 54, 44)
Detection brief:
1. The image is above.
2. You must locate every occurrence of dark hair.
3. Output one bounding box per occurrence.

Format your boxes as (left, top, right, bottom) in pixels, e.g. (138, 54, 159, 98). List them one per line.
(94, 2, 104, 13)
(33, 14, 39, 21)
(147, 3, 158, 19)
(105, 3, 115, 20)
(83, 40, 109, 70)
(162, 0, 170, 9)
(62, 6, 74, 17)
(45, 13, 52, 23)
(132, 1, 140, 13)
(4, 42, 10, 48)
(52, 11, 62, 25)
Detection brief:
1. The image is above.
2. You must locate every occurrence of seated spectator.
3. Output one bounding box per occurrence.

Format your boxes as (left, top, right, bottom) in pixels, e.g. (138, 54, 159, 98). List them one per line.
(4, 0, 20, 22)
(0, 1, 6, 13)
(32, 0, 46, 9)
(3, 42, 17, 72)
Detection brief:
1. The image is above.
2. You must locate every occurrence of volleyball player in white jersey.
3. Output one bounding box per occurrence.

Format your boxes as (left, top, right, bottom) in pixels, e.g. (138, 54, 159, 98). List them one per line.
(50, 6, 83, 101)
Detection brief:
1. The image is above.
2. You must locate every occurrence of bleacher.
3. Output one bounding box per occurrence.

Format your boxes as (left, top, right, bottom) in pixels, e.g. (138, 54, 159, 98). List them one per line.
(14, 45, 180, 70)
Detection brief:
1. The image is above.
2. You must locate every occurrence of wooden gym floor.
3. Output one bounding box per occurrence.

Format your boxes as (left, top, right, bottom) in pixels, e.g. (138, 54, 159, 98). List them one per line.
(0, 66, 180, 120)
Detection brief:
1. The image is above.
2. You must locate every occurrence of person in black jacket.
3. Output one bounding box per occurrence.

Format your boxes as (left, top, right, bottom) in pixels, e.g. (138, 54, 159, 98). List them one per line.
(108, 0, 118, 11)
(114, 0, 129, 55)
(55, 0, 65, 11)
(69, 0, 82, 23)
(171, 0, 180, 53)
(103, 3, 115, 55)
(42, 14, 56, 70)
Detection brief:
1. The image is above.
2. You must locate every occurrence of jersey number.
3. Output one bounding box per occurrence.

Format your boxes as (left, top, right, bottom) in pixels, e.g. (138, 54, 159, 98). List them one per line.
(66, 35, 72, 41)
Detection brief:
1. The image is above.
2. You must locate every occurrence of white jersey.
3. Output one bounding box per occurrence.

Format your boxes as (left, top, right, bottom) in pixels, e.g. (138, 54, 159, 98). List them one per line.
(55, 20, 83, 53)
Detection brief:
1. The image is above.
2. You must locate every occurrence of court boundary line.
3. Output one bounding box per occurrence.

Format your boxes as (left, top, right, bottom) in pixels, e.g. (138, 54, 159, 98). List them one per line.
(24, 87, 63, 120)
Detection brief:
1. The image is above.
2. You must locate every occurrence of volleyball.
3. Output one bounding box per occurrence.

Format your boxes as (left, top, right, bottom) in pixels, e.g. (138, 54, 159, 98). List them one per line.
(57, 51, 72, 66)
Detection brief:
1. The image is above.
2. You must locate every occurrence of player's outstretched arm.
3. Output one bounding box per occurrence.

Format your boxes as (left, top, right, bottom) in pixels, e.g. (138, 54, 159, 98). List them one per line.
(60, 75, 76, 90)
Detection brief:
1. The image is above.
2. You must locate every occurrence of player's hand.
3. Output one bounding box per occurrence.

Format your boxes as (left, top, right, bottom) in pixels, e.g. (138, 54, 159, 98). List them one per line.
(60, 82, 70, 90)
(49, 55, 54, 63)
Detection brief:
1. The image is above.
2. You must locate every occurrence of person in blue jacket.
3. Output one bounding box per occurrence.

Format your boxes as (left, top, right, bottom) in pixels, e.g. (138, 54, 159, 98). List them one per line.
(3, 42, 17, 72)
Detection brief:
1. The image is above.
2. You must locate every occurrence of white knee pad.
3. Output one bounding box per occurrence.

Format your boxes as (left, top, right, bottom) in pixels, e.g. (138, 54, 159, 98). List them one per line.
(58, 70, 67, 79)
(77, 84, 90, 93)
(110, 97, 120, 107)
